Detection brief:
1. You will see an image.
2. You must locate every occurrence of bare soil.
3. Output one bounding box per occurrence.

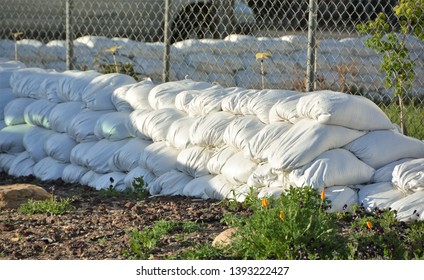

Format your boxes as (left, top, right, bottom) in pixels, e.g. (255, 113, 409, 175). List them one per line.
(0, 172, 232, 260)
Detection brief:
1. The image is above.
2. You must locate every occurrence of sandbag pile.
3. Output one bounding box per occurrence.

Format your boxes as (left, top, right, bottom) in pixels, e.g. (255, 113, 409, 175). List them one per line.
(1, 61, 424, 222)
(1, 34, 423, 98)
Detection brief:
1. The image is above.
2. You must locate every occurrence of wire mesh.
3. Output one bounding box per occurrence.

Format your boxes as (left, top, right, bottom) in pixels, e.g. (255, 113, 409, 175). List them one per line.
(0, 0, 422, 137)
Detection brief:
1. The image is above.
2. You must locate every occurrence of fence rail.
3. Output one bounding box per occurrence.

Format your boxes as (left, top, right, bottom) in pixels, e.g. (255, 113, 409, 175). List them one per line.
(0, 0, 423, 137)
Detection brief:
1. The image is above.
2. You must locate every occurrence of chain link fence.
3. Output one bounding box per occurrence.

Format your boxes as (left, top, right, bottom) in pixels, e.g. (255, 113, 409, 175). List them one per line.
(0, 0, 423, 137)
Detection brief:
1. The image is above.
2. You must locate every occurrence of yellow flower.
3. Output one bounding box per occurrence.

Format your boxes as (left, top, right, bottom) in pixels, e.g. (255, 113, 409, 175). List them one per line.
(366, 221, 373, 229)
(320, 188, 325, 200)
(279, 210, 285, 221)
(255, 52, 272, 60)
(105, 45, 122, 53)
(261, 198, 269, 208)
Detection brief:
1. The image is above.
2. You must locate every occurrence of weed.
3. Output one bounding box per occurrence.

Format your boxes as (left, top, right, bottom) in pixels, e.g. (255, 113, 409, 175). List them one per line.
(98, 176, 149, 199)
(18, 197, 72, 215)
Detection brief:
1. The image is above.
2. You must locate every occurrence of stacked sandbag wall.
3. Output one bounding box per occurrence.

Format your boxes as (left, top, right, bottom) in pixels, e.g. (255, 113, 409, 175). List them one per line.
(1, 34, 423, 98)
(1, 61, 423, 222)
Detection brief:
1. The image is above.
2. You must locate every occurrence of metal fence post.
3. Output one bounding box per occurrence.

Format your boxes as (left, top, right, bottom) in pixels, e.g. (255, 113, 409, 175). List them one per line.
(66, 0, 74, 70)
(163, 0, 171, 83)
(306, 0, 318, 92)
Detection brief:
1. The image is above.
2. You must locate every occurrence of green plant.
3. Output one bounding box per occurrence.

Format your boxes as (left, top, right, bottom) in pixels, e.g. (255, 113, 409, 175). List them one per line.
(221, 186, 347, 260)
(132, 176, 149, 199)
(18, 197, 72, 215)
(357, 0, 424, 135)
(98, 176, 149, 199)
(12, 31, 23, 61)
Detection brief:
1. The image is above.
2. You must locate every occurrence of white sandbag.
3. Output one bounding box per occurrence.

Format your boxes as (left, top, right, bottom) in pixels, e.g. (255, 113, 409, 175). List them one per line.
(268, 119, 366, 171)
(247, 89, 298, 123)
(40, 72, 67, 103)
(15, 39, 44, 62)
(94, 111, 133, 141)
(94, 172, 127, 191)
(57, 70, 101, 102)
(62, 164, 89, 184)
(0, 124, 33, 153)
(24, 99, 56, 128)
(0, 120, 4, 130)
(0, 62, 26, 88)
(3, 98, 36, 126)
(189, 111, 236, 148)
(124, 79, 155, 110)
(0, 88, 16, 119)
(82, 73, 136, 110)
(74, 35, 116, 54)
(207, 145, 239, 175)
(208, 72, 237, 88)
(139, 141, 180, 177)
(222, 115, 265, 150)
(296, 91, 394, 130)
(126, 109, 151, 139)
(8, 151, 35, 177)
(372, 158, 414, 183)
(150, 170, 193, 196)
(221, 87, 259, 115)
(148, 79, 215, 110)
(245, 122, 292, 162)
(85, 139, 129, 173)
(392, 159, 424, 194)
(221, 151, 258, 185)
(166, 116, 196, 149)
(109, 138, 152, 172)
(247, 163, 279, 188)
(186, 52, 244, 74)
(33, 157, 68, 181)
(389, 191, 424, 222)
(111, 84, 133, 112)
(258, 186, 286, 199)
(9, 68, 48, 98)
(44, 133, 77, 163)
(70, 142, 97, 166)
(0, 153, 17, 173)
(203, 174, 236, 200)
(186, 86, 229, 116)
(325, 186, 358, 213)
(124, 166, 157, 190)
(48, 101, 84, 133)
(136, 108, 187, 142)
(268, 93, 305, 124)
(68, 109, 113, 142)
(344, 130, 424, 169)
(79, 170, 102, 188)
(358, 182, 405, 212)
(174, 90, 202, 113)
(176, 146, 214, 178)
(182, 175, 214, 199)
(23, 127, 55, 162)
(288, 149, 375, 189)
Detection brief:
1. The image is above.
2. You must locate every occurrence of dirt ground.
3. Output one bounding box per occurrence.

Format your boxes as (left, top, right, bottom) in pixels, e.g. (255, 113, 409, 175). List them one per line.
(0, 172, 231, 260)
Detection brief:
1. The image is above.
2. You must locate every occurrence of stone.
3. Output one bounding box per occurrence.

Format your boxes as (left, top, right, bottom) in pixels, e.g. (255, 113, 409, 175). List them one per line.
(0, 184, 51, 210)
(212, 227, 238, 248)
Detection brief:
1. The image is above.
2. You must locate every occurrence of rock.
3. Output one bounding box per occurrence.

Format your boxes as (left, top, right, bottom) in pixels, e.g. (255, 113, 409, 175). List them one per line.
(0, 184, 51, 209)
(212, 227, 238, 247)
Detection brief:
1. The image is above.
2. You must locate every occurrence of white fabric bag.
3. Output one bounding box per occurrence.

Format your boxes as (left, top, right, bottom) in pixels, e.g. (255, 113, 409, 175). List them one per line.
(0, 153, 17, 173)
(94, 172, 127, 191)
(124, 166, 157, 190)
(44, 133, 77, 163)
(389, 191, 424, 222)
(70, 141, 98, 166)
(268, 119, 366, 171)
(8, 151, 35, 177)
(186, 86, 229, 116)
(33, 157, 68, 181)
(296, 91, 394, 130)
(0, 88, 16, 119)
(222, 116, 265, 151)
(324, 186, 358, 213)
(57, 70, 101, 102)
(48, 101, 83, 133)
(150, 170, 193, 196)
(166, 116, 196, 149)
(176, 146, 214, 178)
(68, 109, 113, 143)
(189, 111, 236, 148)
(221, 151, 258, 185)
(109, 138, 152, 172)
(392, 159, 424, 194)
(207, 145, 239, 175)
(111, 84, 133, 112)
(139, 141, 180, 177)
(62, 164, 89, 184)
(0, 124, 33, 153)
(4, 98, 36, 126)
(24, 99, 56, 129)
(221, 87, 259, 115)
(358, 182, 405, 212)
(182, 175, 214, 199)
(344, 130, 424, 169)
(124, 79, 155, 110)
(85, 139, 129, 173)
(126, 109, 151, 139)
(94, 111, 133, 141)
(372, 158, 414, 183)
(268, 93, 305, 124)
(244, 122, 292, 162)
(288, 149, 375, 189)
(23, 126, 55, 162)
